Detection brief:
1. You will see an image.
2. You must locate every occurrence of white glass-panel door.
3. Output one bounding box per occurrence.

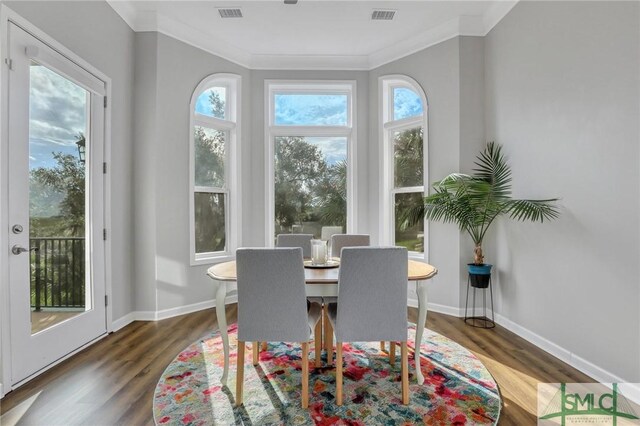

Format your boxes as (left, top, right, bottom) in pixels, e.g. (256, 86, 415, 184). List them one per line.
(7, 22, 106, 385)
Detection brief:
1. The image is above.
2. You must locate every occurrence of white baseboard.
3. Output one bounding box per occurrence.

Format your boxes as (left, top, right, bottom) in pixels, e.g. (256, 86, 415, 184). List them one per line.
(0, 382, 3, 399)
(494, 313, 571, 363)
(407, 298, 464, 318)
(155, 299, 216, 321)
(114, 297, 463, 331)
(494, 313, 640, 404)
(133, 311, 157, 322)
(111, 312, 138, 332)
(110, 295, 238, 332)
(110, 296, 640, 405)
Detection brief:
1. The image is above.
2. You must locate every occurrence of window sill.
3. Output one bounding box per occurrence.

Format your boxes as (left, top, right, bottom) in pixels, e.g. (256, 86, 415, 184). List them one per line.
(191, 253, 235, 267)
(408, 252, 427, 262)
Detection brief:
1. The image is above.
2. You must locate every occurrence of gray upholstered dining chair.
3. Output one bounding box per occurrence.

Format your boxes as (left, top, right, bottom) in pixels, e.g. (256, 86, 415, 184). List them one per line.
(276, 234, 313, 258)
(276, 233, 323, 316)
(324, 234, 371, 358)
(235, 248, 322, 409)
(320, 226, 343, 242)
(326, 247, 409, 406)
(330, 234, 370, 258)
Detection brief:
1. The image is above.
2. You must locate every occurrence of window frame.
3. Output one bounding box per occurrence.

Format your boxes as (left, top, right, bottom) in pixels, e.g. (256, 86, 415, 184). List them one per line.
(189, 73, 241, 265)
(265, 80, 357, 245)
(379, 75, 428, 260)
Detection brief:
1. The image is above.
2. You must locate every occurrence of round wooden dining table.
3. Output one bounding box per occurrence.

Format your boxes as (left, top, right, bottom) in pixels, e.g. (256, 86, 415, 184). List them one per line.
(207, 259, 438, 385)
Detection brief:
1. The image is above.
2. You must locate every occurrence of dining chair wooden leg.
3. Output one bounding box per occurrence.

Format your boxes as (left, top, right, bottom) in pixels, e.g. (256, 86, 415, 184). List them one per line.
(389, 341, 396, 365)
(380, 341, 385, 352)
(252, 341, 259, 366)
(319, 307, 324, 351)
(324, 306, 333, 364)
(301, 342, 310, 409)
(314, 319, 322, 368)
(401, 341, 409, 405)
(261, 341, 267, 352)
(236, 341, 245, 407)
(336, 342, 343, 406)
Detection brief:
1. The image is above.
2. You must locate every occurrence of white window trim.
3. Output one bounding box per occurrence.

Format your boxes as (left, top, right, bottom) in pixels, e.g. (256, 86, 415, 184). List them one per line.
(379, 75, 429, 261)
(265, 80, 357, 246)
(193, 115, 235, 131)
(189, 73, 241, 265)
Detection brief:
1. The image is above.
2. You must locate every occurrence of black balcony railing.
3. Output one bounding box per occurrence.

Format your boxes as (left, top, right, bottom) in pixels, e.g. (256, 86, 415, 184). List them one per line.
(30, 237, 85, 311)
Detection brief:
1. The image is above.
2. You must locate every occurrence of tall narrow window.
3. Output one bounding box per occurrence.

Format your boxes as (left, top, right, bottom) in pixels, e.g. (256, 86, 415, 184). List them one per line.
(381, 76, 427, 256)
(266, 81, 356, 243)
(190, 74, 241, 264)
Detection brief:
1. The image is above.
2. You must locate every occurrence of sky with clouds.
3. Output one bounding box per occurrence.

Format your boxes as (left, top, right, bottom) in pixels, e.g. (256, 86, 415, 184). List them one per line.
(275, 94, 347, 126)
(305, 137, 347, 166)
(273, 93, 348, 165)
(27, 79, 420, 171)
(195, 87, 226, 118)
(393, 87, 423, 120)
(29, 64, 87, 170)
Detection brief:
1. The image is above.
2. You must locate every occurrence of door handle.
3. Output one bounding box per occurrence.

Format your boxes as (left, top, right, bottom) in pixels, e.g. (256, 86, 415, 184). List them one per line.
(11, 245, 39, 255)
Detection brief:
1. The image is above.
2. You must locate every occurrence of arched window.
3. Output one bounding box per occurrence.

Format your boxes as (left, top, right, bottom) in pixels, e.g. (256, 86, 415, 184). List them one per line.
(380, 75, 428, 257)
(189, 74, 241, 264)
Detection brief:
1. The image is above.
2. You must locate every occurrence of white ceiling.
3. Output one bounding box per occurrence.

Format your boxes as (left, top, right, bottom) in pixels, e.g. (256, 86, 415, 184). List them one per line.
(108, 0, 518, 70)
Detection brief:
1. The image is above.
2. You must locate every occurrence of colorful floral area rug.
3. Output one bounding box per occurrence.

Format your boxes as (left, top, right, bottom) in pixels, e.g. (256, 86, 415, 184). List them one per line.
(154, 324, 501, 425)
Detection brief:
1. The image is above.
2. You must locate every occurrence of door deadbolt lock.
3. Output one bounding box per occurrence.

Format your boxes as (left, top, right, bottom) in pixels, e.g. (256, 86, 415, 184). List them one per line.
(12, 224, 23, 234)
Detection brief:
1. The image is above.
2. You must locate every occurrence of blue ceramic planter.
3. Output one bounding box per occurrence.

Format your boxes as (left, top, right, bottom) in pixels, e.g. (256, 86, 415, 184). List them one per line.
(467, 263, 492, 275)
(467, 263, 492, 288)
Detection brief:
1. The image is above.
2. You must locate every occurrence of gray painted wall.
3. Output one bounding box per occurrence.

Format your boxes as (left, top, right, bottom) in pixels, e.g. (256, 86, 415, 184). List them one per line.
(135, 36, 478, 315)
(139, 45, 371, 311)
(369, 37, 486, 310)
(154, 34, 252, 311)
(133, 33, 159, 312)
(3, 1, 136, 321)
(134, 34, 478, 315)
(484, 1, 640, 382)
(128, 34, 374, 311)
(134, 33, 252, 311)
(458, 36, 487, 308)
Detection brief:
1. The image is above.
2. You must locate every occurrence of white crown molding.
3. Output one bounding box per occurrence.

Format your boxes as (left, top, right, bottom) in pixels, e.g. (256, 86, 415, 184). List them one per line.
(107, 1, 519, 71)
(483, 0, 519, 35)
(368, 15, 485, 69)
(154, 13, 253, 67)
(107, 0, 139, 30)
(107, 1, 253, 67)
(131, 10, 158, 32)
(250, 54, 370, 71)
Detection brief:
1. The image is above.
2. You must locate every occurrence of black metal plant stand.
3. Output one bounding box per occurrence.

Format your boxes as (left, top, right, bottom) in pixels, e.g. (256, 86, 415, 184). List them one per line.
(464, 274, 495, 328)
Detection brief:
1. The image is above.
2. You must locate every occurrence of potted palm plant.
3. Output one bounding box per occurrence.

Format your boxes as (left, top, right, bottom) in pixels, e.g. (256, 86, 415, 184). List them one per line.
(403, 142, 559, 288)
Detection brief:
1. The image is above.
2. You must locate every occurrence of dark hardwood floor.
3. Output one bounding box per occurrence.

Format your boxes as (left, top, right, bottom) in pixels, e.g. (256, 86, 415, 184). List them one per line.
(0, 306, 593, 425)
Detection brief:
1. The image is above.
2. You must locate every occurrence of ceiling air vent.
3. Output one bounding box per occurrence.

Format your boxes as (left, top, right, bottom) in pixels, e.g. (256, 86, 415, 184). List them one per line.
(218, 8, 243, 18)
(371, 9, 396, 21)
